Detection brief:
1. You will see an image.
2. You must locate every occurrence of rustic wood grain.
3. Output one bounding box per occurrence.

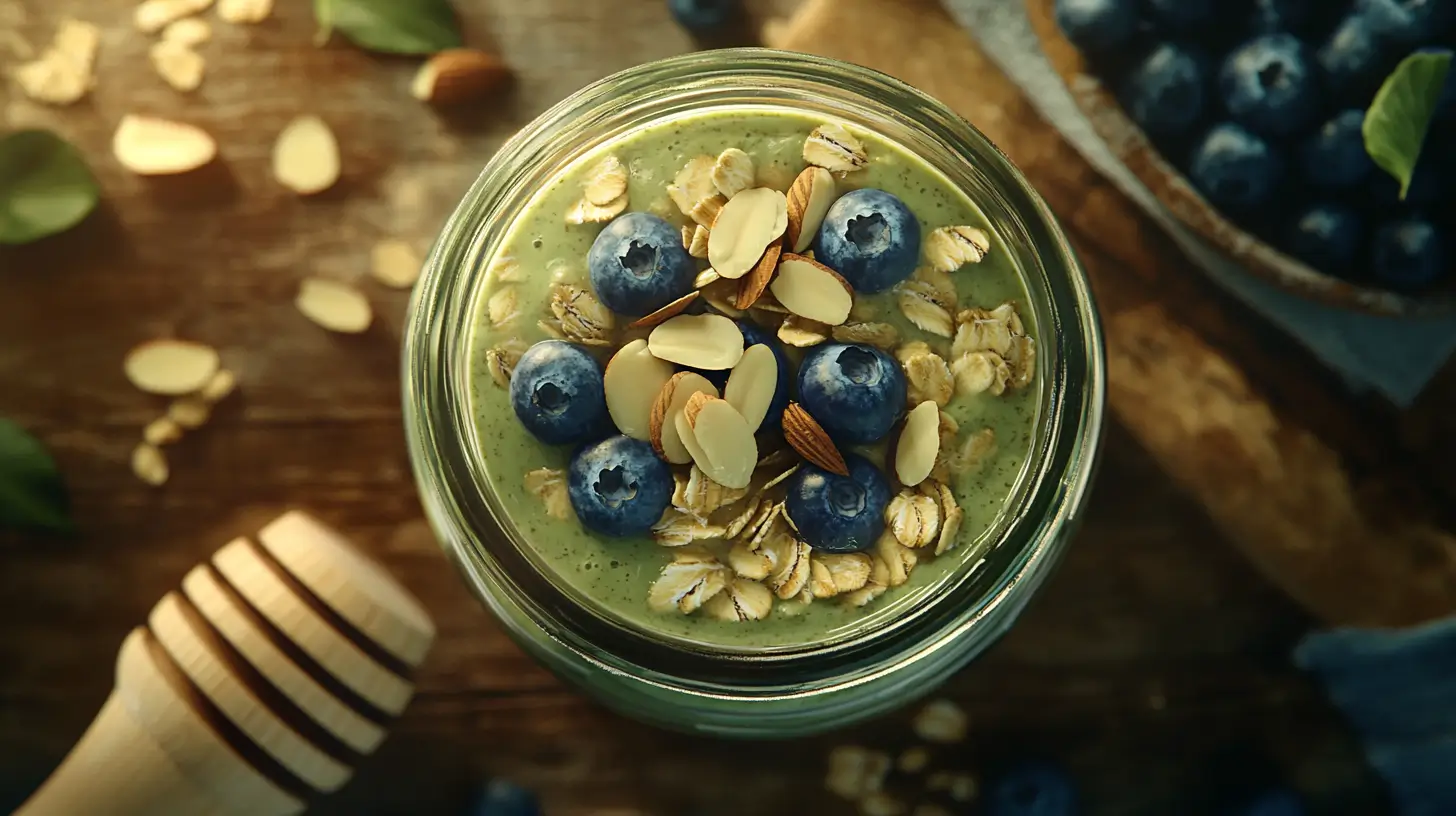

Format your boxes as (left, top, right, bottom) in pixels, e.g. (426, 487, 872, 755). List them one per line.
(0, 0, 1432, 813)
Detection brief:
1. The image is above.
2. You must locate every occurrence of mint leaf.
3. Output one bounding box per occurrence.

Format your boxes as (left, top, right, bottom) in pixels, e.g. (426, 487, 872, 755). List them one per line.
(312, 0, 461, 55)
(0, 130, 99, 245)
(0, 418, 72, 534)
(1363, 50, 1453, 200)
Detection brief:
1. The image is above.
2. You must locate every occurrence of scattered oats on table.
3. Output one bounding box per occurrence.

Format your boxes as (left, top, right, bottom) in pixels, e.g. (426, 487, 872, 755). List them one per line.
(913, 699, 968, 744)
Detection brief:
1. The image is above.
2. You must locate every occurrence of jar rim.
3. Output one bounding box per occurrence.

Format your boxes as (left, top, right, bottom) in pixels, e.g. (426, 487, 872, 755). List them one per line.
(404, 49, 1105, 697)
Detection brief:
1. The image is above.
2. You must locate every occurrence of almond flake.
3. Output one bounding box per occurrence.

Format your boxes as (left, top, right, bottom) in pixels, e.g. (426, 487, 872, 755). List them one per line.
(647, 313, 743, 370)
(370, 239, 422, 289)
(762, 530, 811, 599)
(113, 115, 216, 175)
(581, 155, 629, 206)
(735, 239, 781, 310)
(896, 401, 940, 487)
(785, 166, 836, 253)
(803, 122, 868, 173)
(897, 281, 955, 338)
(811, 552, 873, 598)
(649, 371, 719, 464)
(952, 351, 1011, 397)
(123, 339, 220, 397)
(296, 278, 372, 334)
(707, 187, 788, 279)
(711, 148, 756, 199)
(652, 511, 727, 547)
(143, 416, 184, 446)
(727, 539, 773, 580)
(778, 315, 831, 348)
(723, 497, 767, 540)
(694, 268, 722, 289)
(913, 699, 969, 744)
(217, 0, 273, 23)
(952, 308, 1013, 357)
(876, 531, 918, 587)
(648, 557, 729, 614)
(903, 352, 954, 407)
(485, 341, 526, 389)
(687, 224, 711, 259)
(626, 291, 699, 330)
(131, 442, 170, 486)
(487, 286, 520, 328)
(723, 344, 779, 432)
(1006, 334, 1037, 389)
(604, 339, 677, 441)
(674, 464, 749, 518)
(679, 394, 757, 490)
(666, 155, 718, 216)
(954, 427, 997, 474)
(162, 17, 212, 44)
(843, 555, 890, 607)
(886, 489, 940, 548)
(932, 481, 962, 555)
(770, 254, 853, 325)
(149, 40, 204, 92)
(703, 576, 774, 622)
(925, 225, 990, 272)
(273, 115, 340, 195)
(831, 321, 899, 350)
(566, 192, 629, 224)
(489, 253, 526, 283)
(167, 397, 210, 429)
(782, 403, 849, 477)
(551, 283, 615, 343)
(700, 278, 745, 318)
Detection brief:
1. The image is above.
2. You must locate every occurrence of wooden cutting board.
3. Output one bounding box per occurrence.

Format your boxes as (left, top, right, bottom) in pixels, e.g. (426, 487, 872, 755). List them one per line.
(776, 0, 1456, 628)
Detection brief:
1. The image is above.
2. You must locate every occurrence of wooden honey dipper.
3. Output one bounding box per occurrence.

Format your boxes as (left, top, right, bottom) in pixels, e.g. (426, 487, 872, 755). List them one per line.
(16, 511, 436, 816)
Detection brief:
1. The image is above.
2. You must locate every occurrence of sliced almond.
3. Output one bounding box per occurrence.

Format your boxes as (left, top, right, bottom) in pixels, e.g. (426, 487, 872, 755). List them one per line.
(711, 148, 755, 199)
(750, 290, 791, 314)
(143, 416, 183, 446)
(832, 321, 899, 350)
(723, 344, 779, 432)
(647, 313, 743, 370)
(925, 225, 990, 272)
(666, 155, 718, 216)
(885, 489, 940, 548)
(679, 395, 757, 490)
(777, 314, 831, 348)
(703, 576, 774, 622)
(626, 291, 699, 330)
(218, 0, 275, 23)
(782, 403, 849, 477)
(410, 48, 510, 105)
(694, 268, 722, 289)
(785, 166, 836, 253)
(701, 278, 745, 318)
(876, 531, 918, 587)
(735, 239, 781, 310)
(897, 281, 955, 338)
(551, 283, 615, 342)
(770, 253, 853, 326)
(604, 338, 676, 441)
(524, 467, 572, 520)
(131, 442, 170, 487)
(273, 115, 340, 195)
(124, 339, 220, 396)
(648, 557, 729, 614)
(707, 188, 788, 280)
(687, 224, 711, 259)
(803, 122, 868, 173)
(370, 239, 422, 289)
(649, 372, 719, 464)
(583, 155, 629, 206)
(296, 278, 372, 334)
(566, 192, 629, 225)
(951, 351, 1011, 397)
(895, 401, 941, 487)
(198, 369, 237, 404)
(904, 351, 954, 407)
(487, 286, 520, 328)
(112, 115, 216, 175)
(148, 40, 204, 92)
(933, 481, 963, 556)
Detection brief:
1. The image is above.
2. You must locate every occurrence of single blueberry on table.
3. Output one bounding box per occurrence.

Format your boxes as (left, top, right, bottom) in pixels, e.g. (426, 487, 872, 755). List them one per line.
(1053, 0, 1138, 53)
(784, 453, 890, 554)
(509, 340, 609, 446)
(668, 0, 739, 32)
(468, 779, 540, 816)
(1144, 0, 1212, 34)
(1300, 109, 1375, 190)
(587, 211, 697, 316)
(796, 343, 907, 444)
(1218, 34, 1321, 137)
(735, 319, 792, 431)
(1119, 42, 1209, 138)
(1282, 203, 1363, 276)
(813, 188, 921, 294)
(987, 761, 1079, 816)
(1373, 217, 1447, 291)
(1358, 0, 1456, 44)
(567, 435, 674, 537)
(1188, 122, 1285, 210)
(1247, 0, 1312, 35)
(1317, 13, 1389, 99)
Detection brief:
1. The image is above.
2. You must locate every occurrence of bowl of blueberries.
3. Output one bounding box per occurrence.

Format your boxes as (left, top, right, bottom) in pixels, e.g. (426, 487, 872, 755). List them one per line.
(1033, 0, 1453, 315)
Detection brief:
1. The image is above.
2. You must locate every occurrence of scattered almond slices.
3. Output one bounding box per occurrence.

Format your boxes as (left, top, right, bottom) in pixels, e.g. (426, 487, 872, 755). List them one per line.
(647, 313, 743, 370)
(723, 344, 779, 432)
(777, 314, 831, 348)
(707, 187, 788, 279)
(1005, 333, 1037, 389)
(648, 555, 730, 614)
(566, 192, 629, 225)
(694, 268, 722, 289)
(703, 576, 775, 622)
(831, 321, 900, 351)
(928, 480, 963, 555)
(810, 552, 873, 598)
(273, 115, 340, 195)
(296, 277, 373, 334)
(750, 290, 791, 314)
(123, 339, 220, 396)
(652, 511, 728, 547)
(762, 529, 812, 599)
(679, 393, 758, 490)
(735, 239, 781, 310)
(14, 18, 101, 105)
(803, 122, 869, 174)
(876, 531, 918, 587)
(582, 155, 628, 206)
(625, 291, 699, 331)
(953, 427, 998, 475)
(885, 489, 941, 548)
(896, 281, 955, 338)
(770, 254, 853, 326)
(843, 554, 891, 607)
(924, 225, 991, 272)
(711, 148, 756, 200)
(902, 351, 954, 407)
(604, 339, 677, 441)
(134, 0, 212, 34)
(649, 371, 719, 464)
(551, 283, 615, 343)
(149, 40, 204, 92)
(666, 155, 718, 217)
(686, 224, 711, 259)
(144, 416, 183, 446)
(673, 464, 749, 518)
(167, 397, 210, 429)
(699, 278, 745, 318)
(782, 403, 849, 477)
(217, 0, 274, 23)
(485, 341, 526, 388)
(411, 49, 510, 106)
(112, 115, 216, 175)
(131, 442, 170, 487)
(487, 286, 520, 329)
(952, 307, 1014, 357)
(951, 351, 1011, 397)
(369, 239, 422, 289)
(785, 166, 836, 253)
(895, 401, 941, 487)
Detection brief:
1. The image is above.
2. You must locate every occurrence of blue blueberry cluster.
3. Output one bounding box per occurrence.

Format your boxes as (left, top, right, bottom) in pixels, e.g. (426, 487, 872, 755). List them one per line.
(1056, 0, 1452, 293)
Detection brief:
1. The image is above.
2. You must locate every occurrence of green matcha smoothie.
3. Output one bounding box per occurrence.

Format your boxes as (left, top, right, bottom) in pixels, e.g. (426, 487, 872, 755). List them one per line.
(467, 106, 1040, 650)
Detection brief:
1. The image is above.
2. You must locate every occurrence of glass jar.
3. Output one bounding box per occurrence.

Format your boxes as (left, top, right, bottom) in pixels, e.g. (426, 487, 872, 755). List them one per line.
(404, 49, 1105, 738)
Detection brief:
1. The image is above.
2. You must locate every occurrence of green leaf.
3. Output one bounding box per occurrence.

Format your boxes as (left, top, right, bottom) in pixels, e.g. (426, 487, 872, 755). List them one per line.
(0, 130, 100, 245)
(0, 418, 73, 535)
(312, 0, 462, 55)
(1363, 50, 1453, 200)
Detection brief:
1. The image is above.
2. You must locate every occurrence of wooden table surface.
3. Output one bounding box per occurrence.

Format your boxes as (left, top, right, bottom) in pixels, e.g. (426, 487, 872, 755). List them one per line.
(5, 0, 1452, 813)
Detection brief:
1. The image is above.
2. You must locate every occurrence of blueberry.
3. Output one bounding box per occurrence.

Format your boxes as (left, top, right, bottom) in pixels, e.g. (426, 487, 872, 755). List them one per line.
(1247, 0, 1312, 34)
(1218, 34, 1321, 136)
(1373, 217, 1447, 291)
(784, 453, 890, 554)
(813, 189, 921, 294)
(668, 0, 738, 32)
(987, 762, 1079, 816)
(1144, 0, 1212, 33)
(1299, 109, 1375, 189)
(468, 779, 540, 816)
(1232, 789, 1305, 816)
(1119, 43, 1208, 138)
(509, 340, 609, 446)
(1282, 203, 1363, 276)
(587, 212, 697, 316)
(735, 319, 792, 431)
(1188, 122, 1285, 210)
(1316, 13, 1389, 98)
(1053, 0, 1138, 53)
(1358, 0, 1456, 44)
(567, 435, 674, 537)
(796, 343, 907, 444)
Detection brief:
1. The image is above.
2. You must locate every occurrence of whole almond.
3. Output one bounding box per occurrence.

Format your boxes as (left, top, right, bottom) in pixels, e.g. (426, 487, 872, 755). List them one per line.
(785, 166, 836, 253)
(735, 238, 782, 310)
(411, 49, 511, 106)
(782, 403, 849, 477)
